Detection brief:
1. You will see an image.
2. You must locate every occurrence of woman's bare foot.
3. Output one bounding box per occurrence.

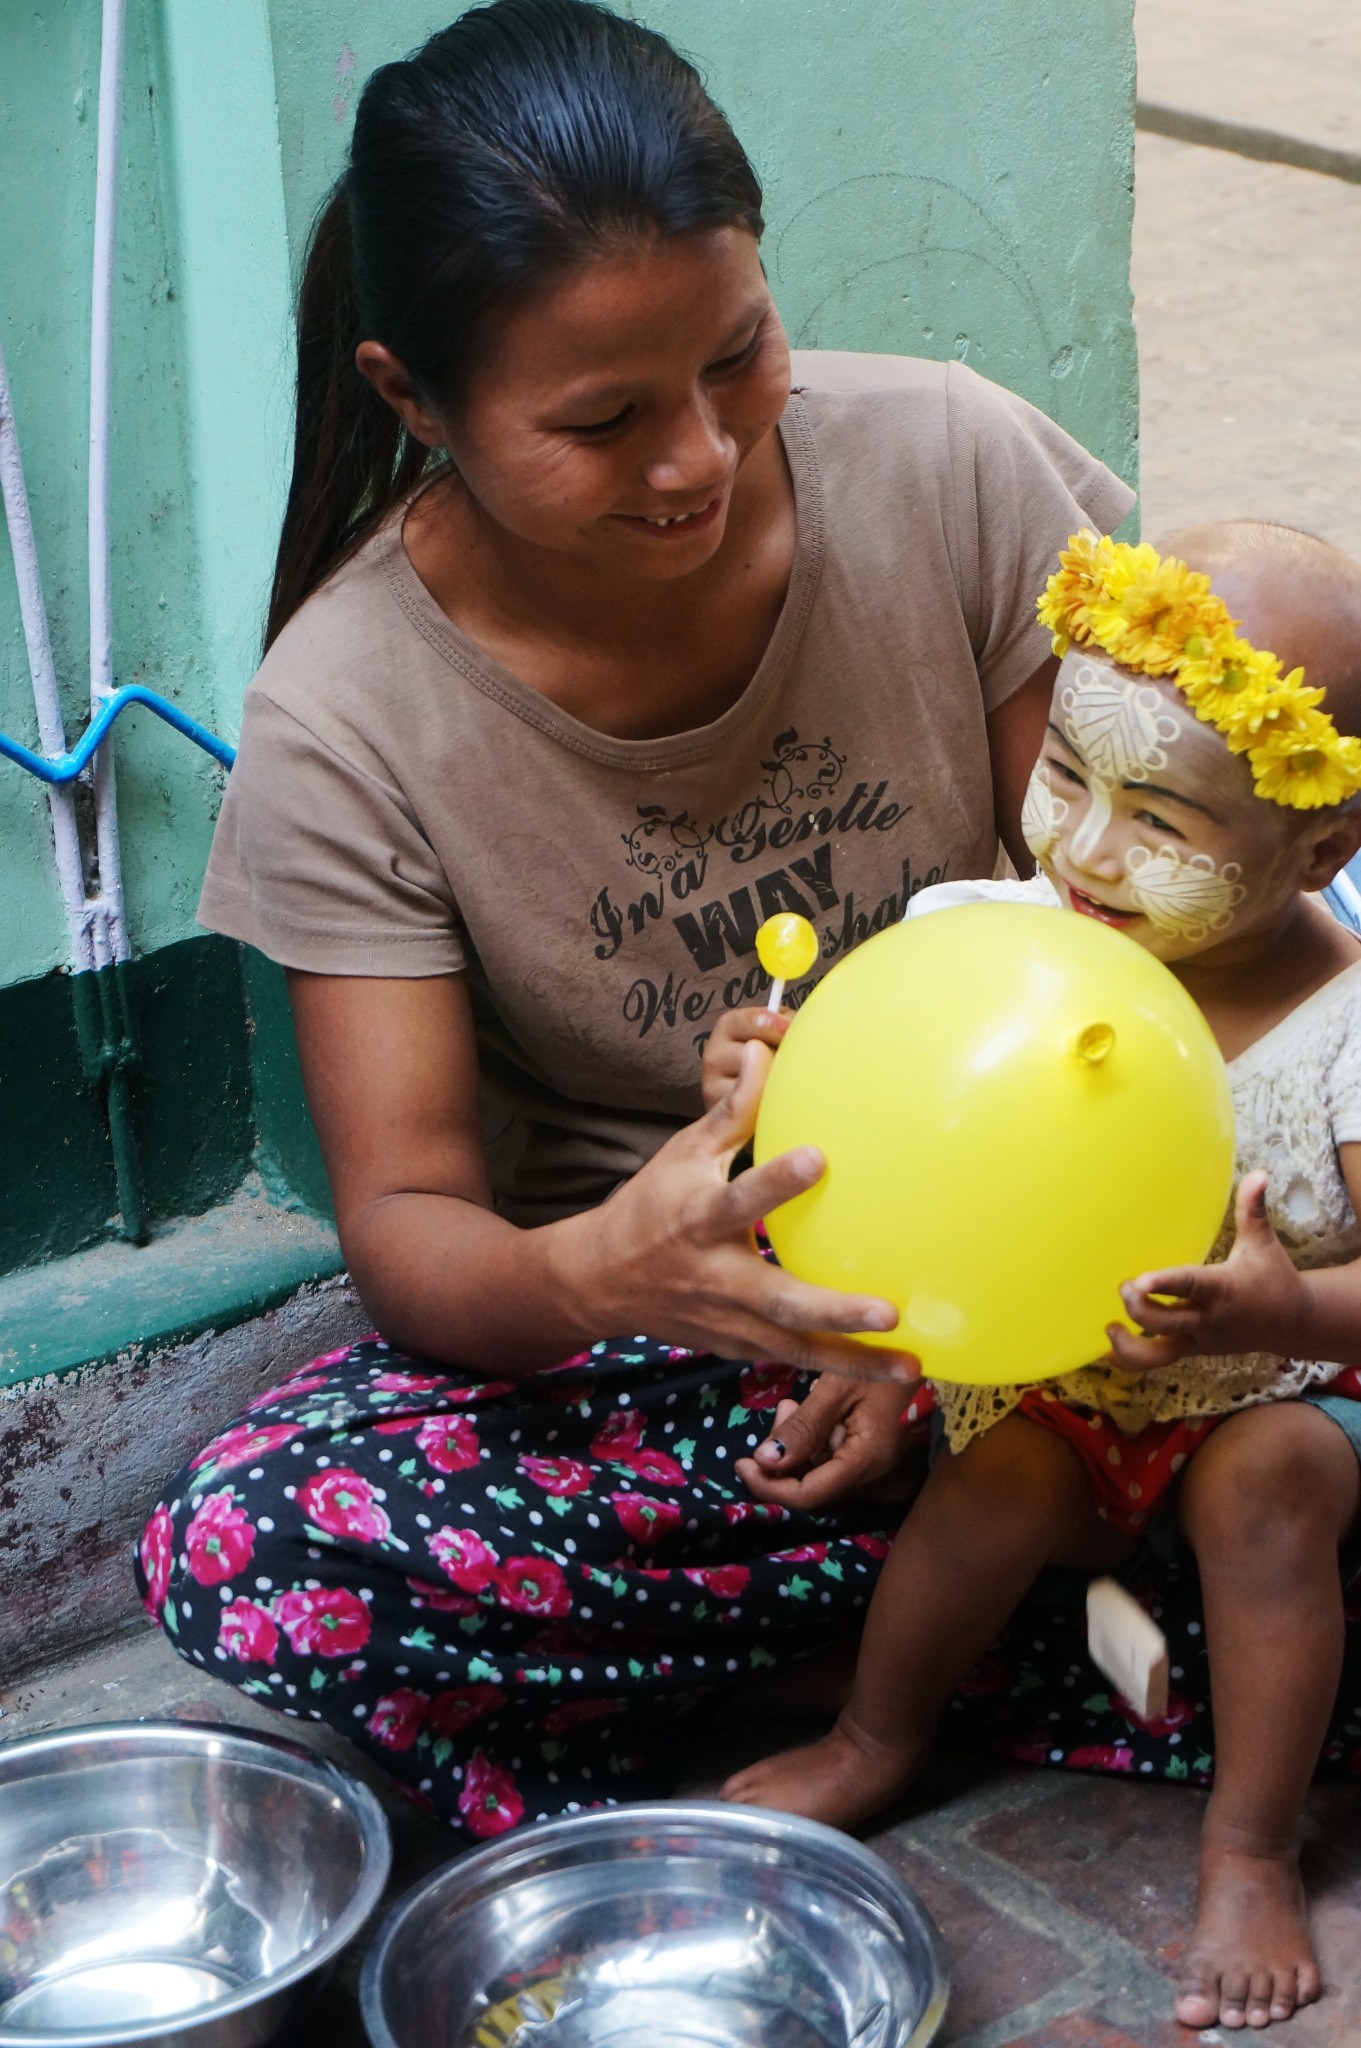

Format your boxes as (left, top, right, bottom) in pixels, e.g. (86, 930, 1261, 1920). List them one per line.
(1175, 1838, 1322, 2031)
(720, 1711, 928, 1829)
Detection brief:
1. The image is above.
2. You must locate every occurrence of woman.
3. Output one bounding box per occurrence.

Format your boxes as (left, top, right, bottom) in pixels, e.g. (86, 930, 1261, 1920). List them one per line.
(139, 0, 1132, 1837)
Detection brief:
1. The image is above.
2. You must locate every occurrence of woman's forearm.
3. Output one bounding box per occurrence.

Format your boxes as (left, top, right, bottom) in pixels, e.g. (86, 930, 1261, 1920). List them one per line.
(344, 1191, 596, 1374)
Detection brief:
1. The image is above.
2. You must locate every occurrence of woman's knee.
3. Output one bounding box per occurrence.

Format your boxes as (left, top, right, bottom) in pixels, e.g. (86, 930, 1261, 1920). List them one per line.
(1180, 1404, 1359, 1564)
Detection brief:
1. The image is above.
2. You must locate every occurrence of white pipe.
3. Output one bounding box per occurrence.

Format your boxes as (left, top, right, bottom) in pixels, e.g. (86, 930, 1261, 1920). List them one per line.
(0, 345, 95, 974)
(88, 0, 130, 963)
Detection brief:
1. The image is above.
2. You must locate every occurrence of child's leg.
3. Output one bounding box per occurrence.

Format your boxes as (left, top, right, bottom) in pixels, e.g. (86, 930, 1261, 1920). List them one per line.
(1174, 1401, 1360, 2032)
(724, 1410, 1134, 1824)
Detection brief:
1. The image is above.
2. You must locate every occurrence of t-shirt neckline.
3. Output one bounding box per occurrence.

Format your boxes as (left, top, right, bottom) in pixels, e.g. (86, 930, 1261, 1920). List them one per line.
(376, 394, 825, 772)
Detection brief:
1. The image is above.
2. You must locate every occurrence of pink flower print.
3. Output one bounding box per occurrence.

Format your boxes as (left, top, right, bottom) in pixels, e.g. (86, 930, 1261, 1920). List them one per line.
(738, 1363, 801, 1410)
(274, 1586, 372, 1658)
(185, 1490, 256, 1587)
(524, 1623, 600, 1656)
(1004, 1739, 1053, 1767)
(459, 1751, 524, 1839)
(415, 1414, 481, 1475)
(369, 1688, 430, 1751)
(721, 1500, 790, 1527)
(589, 1408, 645, 1461)
(217, 1598, 279, 1665)
(543, 1349, 595, 1373)
(958, 1654, 1010, 1698)
(1117, 1688, 1196, 1737)
(139, 1505, 174, 1618)
(615, 1445, 685, 1487)
(405, 1575, 478, 1616)
(541, 1698, 625, 1736)
(517, 1454, 592, 1497)
(190, 1422, 301, 1474)
(1066, 1744, 1135, 1773)
(246, 1377, 327, 1412)
(682, 1564, 751, 1599)
(296, 1467, 391, 1544)
(427, 1526, 500, 1593)
(769, 1543, 829, 1565)
(373, 1417, 423, 1435)
(429, 1684, 506, 1736)
(312, 1346, 357, 1370)
(371, 1370, 448, 1394)
(850, 1532, 891, 1559)
(495, 1555, 572, 1618)
(610, 1493, 682, 1549)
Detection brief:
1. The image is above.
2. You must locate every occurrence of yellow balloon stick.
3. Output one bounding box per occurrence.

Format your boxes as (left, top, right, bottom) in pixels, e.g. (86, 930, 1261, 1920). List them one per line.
(755, 913, 819, 1010)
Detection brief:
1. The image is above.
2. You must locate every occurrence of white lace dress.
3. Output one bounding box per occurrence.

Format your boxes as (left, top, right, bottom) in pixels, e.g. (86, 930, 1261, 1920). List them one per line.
(901, 874, 1361, 1451)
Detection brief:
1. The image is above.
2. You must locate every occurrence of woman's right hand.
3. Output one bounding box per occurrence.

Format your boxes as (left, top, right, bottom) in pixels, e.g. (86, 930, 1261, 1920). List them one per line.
(551, 1041, 919, 1383)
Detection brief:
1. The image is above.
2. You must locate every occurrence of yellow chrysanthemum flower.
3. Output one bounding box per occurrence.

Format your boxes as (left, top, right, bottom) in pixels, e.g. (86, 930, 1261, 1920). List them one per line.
(1250, 722, 1361, 809)
(1035, 536, 1361, 810)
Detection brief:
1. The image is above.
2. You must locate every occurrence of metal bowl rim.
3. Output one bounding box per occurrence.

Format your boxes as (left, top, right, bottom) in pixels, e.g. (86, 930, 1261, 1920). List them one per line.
(360, 1798, 948, 2048)
(0, 1718, 393, 2048)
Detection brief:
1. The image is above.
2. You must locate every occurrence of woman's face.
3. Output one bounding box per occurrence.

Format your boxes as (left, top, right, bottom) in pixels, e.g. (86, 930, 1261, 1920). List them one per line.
(1021, 650, 1312, 963)
(433, 225, 790, 581)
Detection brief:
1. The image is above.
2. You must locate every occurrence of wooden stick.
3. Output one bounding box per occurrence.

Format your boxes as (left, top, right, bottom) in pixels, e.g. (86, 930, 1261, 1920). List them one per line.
(1086, 1576, 1169, 1723)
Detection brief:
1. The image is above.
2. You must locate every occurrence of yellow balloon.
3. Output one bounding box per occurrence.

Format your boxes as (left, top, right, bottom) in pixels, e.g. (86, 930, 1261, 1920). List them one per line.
(755, 912, 819, 982)
(753, 904, 1235, 1385)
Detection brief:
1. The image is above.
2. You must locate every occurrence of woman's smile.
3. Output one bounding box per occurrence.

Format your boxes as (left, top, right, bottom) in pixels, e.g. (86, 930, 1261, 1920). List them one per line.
(611, 493, 725, 539)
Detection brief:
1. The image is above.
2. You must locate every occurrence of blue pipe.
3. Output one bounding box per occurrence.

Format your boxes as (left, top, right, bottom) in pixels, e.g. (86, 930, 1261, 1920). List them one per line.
(0, 682, 235, 782)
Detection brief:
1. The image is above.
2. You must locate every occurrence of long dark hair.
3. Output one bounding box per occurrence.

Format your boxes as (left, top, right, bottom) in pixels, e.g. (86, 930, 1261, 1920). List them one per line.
(266, 0, 764, 648)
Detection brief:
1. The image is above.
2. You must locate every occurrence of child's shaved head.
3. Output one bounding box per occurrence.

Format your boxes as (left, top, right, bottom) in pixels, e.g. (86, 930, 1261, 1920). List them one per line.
(1161, 520, 1361, 738)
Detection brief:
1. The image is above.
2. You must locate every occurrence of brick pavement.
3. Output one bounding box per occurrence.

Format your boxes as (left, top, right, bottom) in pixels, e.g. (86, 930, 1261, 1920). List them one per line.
(1132, 0, 1361, 556)
(4, 1626, 1360, 2044)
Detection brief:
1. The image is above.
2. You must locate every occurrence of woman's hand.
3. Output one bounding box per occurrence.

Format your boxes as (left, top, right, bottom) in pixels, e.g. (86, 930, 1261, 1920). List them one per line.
(1105, 1172, 1311, 1371)
(552, 1040, 920, 1383)
(700, 1006, 789, 1111)
(735, 1375, 923, 1510)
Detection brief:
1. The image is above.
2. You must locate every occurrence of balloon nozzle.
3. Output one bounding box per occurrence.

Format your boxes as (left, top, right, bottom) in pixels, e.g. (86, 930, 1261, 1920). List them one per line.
(1076, 1021, 1116, 1065)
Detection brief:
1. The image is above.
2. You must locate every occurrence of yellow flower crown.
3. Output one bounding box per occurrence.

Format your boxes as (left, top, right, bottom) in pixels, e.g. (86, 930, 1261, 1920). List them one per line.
(1037, 531, 1361, 810)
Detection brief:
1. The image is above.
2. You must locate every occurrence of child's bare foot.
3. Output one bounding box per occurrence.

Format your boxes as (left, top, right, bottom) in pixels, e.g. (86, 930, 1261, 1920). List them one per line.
(1175, 1838, 1322, 2031)
(720, 1711, 927, 1829)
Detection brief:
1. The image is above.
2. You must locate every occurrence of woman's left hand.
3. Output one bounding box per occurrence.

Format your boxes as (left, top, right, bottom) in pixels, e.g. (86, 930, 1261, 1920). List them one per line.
(1106, 1171, 1311, 1370)
(735, 1374, 921, 1510)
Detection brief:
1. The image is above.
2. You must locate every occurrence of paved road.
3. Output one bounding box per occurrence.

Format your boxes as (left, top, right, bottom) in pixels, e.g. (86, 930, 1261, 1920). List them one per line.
(1133, 0, 1361, 555)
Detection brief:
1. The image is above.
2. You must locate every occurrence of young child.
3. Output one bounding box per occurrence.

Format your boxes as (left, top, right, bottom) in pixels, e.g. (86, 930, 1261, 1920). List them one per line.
(706, 522, 1361, 2033)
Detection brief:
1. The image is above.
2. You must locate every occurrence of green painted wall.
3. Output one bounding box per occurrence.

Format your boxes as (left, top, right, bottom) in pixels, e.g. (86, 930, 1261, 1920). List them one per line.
(0, 0, 1136, 1281)
(267, 0, 1137, 475)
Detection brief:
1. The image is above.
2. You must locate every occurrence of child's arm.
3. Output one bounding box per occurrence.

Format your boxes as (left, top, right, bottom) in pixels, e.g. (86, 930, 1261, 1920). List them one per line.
(1107, 1158, 1361, 1372)
(700, 1006, 789, 1111)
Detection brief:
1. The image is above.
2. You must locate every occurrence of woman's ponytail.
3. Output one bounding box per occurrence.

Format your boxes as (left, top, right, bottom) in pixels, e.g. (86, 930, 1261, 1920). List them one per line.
(264, 0, 764, 649)
(265, 182, 426, 650)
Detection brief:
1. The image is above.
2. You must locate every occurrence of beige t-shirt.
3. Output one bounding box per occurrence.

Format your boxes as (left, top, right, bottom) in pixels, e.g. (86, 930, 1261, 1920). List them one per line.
(201, 353, 1134, 1222)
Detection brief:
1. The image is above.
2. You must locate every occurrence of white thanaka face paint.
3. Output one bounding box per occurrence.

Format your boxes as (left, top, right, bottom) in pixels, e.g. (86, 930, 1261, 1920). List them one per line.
(1124, 843, 1246, 943)
(1034, 650, 1308, 962)
(1059, 658, 1184, 863)
(1021, 766, 1068, 861)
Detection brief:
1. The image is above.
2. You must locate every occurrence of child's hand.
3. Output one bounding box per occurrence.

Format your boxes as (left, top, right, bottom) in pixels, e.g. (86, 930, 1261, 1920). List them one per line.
(1105, 1171, 1311, 1371)
(700, 1006, 789, 1111)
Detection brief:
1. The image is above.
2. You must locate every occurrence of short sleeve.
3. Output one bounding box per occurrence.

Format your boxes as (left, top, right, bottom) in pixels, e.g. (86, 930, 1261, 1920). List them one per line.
(1328, 994, 1361, 1146)
(945, 360, 1136, 713)
(198, 687, 466, 976)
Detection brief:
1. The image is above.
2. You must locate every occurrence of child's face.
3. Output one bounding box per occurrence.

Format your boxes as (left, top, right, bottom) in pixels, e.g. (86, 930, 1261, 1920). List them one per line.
(1022, 651, 1309, 964)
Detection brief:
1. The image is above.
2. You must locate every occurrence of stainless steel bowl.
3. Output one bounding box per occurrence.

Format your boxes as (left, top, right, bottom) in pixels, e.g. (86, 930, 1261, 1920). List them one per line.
(361, 1801, 948, 2048)
(0, 1720, 391, 2048)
